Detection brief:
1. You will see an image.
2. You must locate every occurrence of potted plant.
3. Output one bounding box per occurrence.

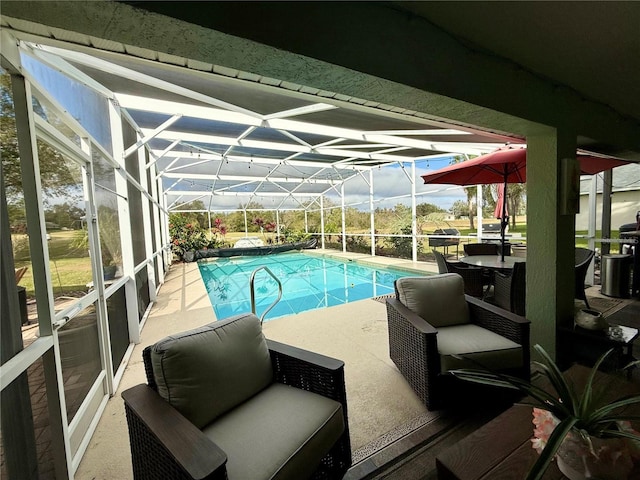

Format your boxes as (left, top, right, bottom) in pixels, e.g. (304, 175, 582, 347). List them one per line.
(101, 251, 118, 280)
(451, 344, 640, 480)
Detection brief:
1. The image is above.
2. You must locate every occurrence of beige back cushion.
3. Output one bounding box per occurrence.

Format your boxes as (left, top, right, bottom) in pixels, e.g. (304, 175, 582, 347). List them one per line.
(395, 273, 470, 327)
(150, 313, 273, 429)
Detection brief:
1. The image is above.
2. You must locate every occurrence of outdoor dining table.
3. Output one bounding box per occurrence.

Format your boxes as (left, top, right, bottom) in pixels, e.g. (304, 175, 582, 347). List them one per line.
(460, 254, 525, 271)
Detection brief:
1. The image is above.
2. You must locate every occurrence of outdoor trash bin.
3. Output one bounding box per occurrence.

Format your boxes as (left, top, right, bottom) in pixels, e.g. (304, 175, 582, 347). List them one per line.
(601, 254, 632, 298)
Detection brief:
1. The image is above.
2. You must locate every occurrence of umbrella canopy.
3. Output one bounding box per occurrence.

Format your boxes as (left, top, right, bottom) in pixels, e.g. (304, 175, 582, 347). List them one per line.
(420, 145, 628, 186)
(421, 145, 629, 261)
(421, 146, 527, 186)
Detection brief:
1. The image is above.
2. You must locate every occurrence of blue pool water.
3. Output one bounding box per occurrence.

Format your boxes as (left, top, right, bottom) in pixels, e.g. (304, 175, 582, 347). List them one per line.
(199, 252, 424, 322)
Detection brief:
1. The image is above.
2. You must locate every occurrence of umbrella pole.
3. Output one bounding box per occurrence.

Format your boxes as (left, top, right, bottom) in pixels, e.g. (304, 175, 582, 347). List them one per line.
(501, 170, 508, 262)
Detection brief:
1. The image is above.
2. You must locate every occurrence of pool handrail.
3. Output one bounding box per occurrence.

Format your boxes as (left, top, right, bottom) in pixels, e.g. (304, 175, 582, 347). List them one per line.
(249, 266, 283, 324)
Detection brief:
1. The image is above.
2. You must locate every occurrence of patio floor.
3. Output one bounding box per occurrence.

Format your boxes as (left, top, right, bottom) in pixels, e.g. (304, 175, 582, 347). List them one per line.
(74, 250, 441, 479)
(73, 250, 637, 479)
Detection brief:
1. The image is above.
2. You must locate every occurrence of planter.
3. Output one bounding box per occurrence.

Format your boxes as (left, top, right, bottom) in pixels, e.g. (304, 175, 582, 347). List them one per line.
(103, 264, 117, 280)
(556, 433, 633, 480)
(575, 308, 608, 331)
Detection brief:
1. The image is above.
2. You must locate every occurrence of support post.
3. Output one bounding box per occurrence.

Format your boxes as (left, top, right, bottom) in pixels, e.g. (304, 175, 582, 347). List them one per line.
(602, 170, 613, 254)
(526, 131, 577, 359)
(411, 162, 418, 262)
(320, 195, 326, 249)
(476, 185, 483, 243)
(587, 176, 597, 285)
(341, 183, 346, 253)
(369, 169, 375, 257)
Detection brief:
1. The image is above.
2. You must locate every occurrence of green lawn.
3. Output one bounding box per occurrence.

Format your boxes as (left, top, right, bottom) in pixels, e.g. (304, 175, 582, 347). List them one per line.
(14, 230, 92, 296)
(14, 224, 619, 297)
(457, 224, 619, 249)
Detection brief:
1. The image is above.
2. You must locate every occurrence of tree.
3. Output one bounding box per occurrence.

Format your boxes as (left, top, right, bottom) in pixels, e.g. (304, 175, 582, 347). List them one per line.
(450, 200, 469, 219)
(225, 201, 264, 232)
(44, 202, 85, 229)
(171, 200, 207, 228)
(416, 202, 445, 217)
(508, 183, 526, 228)
(1, 73, 78, 203)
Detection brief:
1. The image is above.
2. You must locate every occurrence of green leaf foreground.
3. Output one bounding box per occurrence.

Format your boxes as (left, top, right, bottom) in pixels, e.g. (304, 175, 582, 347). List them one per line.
(449, 344, 640, 479)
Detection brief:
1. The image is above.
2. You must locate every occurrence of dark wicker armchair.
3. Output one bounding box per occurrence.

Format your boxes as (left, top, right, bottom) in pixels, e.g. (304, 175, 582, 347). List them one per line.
(493, 262, 526, 316)
(122, 313, 351, 480)
(575, 247, 595, 308)
(386, 274, 530, 410)
(433, 249, 485, 297)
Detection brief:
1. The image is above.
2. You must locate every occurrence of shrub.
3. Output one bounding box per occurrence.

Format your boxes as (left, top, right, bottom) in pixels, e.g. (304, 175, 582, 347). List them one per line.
(169, 214, 225, 259)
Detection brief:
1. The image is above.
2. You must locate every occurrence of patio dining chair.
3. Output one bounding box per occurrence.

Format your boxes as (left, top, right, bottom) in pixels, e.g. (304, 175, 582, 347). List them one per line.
(463, 243, 499, 256)
(575, 247, 595, 308)
(122, 313, 351, 480)
(386, 273, 530, 410)
(493, 262, 526, 316)
(462, 243, 507, 291)
(433, 250, 484, 297)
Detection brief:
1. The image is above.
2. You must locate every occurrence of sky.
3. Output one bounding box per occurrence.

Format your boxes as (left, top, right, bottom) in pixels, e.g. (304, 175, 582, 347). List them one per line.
(323, 159, 467, 211)
(164, 156, 470, 213)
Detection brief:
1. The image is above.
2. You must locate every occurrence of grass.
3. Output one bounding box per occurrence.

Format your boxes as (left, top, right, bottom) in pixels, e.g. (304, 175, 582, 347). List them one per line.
(14, 230, 92, 296)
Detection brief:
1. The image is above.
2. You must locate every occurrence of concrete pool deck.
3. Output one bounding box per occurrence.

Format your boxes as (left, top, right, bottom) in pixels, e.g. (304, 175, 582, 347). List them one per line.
(75, 250, 440, 479)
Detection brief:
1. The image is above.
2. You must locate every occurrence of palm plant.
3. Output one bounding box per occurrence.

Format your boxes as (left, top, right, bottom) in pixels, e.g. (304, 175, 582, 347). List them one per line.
(450, 344, 640, 480)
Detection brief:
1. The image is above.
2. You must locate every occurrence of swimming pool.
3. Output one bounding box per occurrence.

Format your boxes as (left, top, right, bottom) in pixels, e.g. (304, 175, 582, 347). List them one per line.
(199, 252, 425, 322)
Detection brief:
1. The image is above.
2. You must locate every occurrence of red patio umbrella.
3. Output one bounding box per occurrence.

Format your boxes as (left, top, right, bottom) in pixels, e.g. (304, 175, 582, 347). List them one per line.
(421, 145, 628, 261)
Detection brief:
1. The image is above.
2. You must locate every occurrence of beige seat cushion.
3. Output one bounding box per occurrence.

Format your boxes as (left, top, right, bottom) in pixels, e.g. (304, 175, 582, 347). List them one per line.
(395, 273, 469, 327)
(203, 383, 344, 480)
(437, 324, 522, 373)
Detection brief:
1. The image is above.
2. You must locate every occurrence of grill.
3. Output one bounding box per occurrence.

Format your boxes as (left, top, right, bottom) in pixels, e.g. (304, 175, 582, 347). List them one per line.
(618, 211, 639, 297)
(428, 228, 460, 258)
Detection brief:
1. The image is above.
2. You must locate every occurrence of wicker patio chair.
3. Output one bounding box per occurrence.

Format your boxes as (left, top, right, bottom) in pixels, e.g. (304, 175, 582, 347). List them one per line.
(432, 250, 485, 298)
(463, 243, 499, 256)
(122, 313, 351, 480)
(575, 247, 595, 308)
(493, 262, 526, 316)
(386, 274, 530, 410)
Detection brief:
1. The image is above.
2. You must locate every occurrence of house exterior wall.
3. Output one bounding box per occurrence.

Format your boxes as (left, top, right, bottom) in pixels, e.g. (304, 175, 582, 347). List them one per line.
(576, 190, 640, 231)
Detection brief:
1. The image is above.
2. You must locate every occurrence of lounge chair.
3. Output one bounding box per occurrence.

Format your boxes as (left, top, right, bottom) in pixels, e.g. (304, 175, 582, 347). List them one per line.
(122, 313, 351, 479)
(386, 273, 530, 410)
